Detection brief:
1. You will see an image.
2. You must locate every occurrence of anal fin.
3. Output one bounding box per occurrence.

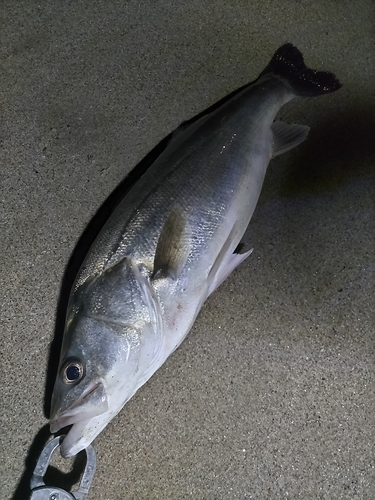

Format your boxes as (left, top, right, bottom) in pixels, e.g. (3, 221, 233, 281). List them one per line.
(207, 248, 253, 296)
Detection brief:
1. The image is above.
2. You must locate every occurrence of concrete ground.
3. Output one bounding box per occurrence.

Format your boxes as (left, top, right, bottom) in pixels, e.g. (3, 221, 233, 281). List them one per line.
(1, 1, 374, 499)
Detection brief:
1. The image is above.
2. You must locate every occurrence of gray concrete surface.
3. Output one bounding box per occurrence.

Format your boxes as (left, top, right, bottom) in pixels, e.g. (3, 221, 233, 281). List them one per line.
(1, 1, 374, 499)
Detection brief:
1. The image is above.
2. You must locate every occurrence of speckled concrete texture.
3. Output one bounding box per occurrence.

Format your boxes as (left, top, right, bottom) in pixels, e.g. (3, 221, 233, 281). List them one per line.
(1, 1, 374, 499)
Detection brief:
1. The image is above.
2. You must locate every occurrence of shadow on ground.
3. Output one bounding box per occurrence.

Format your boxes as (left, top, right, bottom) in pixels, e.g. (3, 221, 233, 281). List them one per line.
(279, 106, 374, 197)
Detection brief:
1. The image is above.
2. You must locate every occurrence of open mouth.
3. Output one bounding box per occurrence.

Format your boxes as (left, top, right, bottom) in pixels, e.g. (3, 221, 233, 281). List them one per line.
(50, 380, 108, 433)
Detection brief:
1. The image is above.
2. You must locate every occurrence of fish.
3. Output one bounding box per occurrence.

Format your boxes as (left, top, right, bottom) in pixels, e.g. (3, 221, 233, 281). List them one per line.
(49, 44, 341, 458)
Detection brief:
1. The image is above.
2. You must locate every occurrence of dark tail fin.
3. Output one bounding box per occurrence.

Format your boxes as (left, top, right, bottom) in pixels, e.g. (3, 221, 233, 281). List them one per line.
(261, 43, 342, 96)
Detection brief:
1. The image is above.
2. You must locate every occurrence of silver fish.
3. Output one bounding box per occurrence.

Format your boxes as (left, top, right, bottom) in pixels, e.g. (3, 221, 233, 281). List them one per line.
(50, 44, 341, 457)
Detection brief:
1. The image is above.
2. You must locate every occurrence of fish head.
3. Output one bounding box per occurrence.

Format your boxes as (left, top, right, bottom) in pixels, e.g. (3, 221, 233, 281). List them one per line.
(50, 312, 161, 457)
(50, 258, 164, 457)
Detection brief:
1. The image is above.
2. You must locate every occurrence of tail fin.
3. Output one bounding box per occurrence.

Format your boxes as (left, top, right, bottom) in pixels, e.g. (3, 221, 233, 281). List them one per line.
(261, 43, 342, 96)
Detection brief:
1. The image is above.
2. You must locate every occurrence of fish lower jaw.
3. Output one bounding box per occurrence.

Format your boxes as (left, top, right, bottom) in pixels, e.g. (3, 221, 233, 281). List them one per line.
(57, 404, 124, 457)
(60, 428, 88, 458)
(58, 417, 106, 458)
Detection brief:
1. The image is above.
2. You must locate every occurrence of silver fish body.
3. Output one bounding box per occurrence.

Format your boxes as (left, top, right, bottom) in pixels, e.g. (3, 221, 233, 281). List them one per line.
(50, 44, 341, 457)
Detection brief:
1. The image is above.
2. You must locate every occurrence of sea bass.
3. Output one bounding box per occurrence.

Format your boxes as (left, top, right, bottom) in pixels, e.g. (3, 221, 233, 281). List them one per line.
(50, 44, 341, 457)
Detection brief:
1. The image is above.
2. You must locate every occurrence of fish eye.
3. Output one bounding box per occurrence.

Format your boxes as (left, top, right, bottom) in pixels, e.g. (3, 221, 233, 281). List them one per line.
(61, 359, 84, 384)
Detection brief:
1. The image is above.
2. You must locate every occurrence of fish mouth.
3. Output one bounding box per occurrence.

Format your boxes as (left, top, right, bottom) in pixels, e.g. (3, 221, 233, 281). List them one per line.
(50, 380, 108, 434)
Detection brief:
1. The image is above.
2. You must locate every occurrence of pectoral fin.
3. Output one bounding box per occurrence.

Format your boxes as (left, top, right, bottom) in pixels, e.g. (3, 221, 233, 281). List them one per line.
(271, 121, 309, 158)
(152, 205, 191, 280)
